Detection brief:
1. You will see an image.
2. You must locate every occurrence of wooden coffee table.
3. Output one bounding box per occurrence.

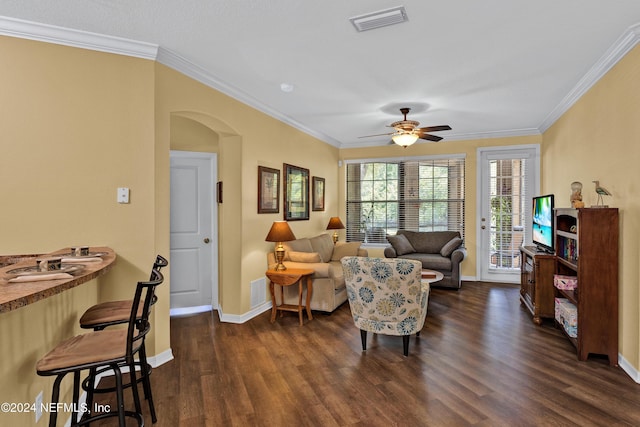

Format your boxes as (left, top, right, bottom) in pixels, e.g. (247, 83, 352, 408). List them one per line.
(421, 269, 444, 284)
(265, 268, 314, 326)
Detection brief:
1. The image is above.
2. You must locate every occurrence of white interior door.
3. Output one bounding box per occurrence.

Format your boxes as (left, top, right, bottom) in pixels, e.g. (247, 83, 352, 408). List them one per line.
(170, 151, 218, 311)
(478, 146, 539, 283)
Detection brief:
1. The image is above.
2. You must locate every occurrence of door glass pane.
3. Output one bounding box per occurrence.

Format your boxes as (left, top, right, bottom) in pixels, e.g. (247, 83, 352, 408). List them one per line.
(489, 159, 526, 270)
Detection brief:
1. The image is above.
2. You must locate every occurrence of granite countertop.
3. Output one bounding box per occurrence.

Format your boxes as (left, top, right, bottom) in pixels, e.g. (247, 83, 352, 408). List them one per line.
(0, 254, 42, 268)
(0, 247, 116, 313)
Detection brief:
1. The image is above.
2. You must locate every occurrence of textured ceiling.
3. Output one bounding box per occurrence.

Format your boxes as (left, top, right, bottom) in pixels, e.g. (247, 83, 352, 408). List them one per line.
(1, 1, 640, 148)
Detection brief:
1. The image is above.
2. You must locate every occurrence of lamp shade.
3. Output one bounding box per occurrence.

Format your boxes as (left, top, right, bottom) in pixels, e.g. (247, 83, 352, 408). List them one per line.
(326, 217, 345, 230)
(392, 132, 419, 147)
(265, 221, 296, 242)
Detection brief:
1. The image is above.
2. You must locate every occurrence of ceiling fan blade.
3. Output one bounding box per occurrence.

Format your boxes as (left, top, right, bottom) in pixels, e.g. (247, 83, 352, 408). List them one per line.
(418, 133, 444, 142)
(417, 125, 452, 133)
(358, 132, 394, 138)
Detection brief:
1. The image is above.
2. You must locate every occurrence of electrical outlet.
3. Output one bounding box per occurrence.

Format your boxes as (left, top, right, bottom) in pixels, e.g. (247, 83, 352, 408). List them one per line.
(35, 390, 43, 423)
(117, 187, 130, 204)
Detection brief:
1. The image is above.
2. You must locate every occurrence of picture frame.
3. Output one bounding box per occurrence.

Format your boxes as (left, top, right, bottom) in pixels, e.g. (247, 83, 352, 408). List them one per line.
(312, 176, 325, 211)
(283, 163, 309, 221)
(258, 166, 280, 214)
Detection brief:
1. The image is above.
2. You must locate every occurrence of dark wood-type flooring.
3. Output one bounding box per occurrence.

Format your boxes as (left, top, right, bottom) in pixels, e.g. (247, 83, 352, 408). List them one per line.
(92, 282, 640, 426)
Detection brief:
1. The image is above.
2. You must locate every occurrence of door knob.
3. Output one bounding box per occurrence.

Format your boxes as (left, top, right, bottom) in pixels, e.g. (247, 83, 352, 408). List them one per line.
(481, 225, 486, 229)
(203, 238, 210, 244)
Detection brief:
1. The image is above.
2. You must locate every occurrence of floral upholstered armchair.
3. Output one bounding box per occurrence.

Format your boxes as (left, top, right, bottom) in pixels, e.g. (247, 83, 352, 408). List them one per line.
(340, 257, 429, 356)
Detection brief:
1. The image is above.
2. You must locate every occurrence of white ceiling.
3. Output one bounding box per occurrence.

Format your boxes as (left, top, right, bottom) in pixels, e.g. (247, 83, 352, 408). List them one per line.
(1, 1, 640, 148)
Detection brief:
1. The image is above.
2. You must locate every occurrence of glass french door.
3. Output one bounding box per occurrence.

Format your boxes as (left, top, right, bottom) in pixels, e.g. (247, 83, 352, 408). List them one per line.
(478, 146, 539, 283)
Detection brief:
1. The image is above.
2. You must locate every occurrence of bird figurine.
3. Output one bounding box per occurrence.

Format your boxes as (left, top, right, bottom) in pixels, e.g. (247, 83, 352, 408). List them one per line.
(593, 180, 612, 207)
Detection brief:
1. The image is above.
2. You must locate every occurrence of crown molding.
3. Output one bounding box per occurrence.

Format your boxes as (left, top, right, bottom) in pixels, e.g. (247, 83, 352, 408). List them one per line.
(156, 47, 341, 148)
(0, 16, 158, 59)
(539, 23, 640, 132)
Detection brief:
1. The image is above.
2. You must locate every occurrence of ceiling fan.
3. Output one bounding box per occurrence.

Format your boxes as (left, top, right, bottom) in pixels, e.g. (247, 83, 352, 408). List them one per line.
(359, 107, 452, 147)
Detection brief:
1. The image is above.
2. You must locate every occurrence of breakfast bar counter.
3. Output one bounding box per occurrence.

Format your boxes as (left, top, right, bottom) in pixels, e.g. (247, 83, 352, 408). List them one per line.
(0, 247, 116, 313)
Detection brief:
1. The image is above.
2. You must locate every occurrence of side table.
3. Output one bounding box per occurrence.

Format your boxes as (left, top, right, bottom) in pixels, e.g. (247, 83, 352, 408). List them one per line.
(266, 268, 314, 326)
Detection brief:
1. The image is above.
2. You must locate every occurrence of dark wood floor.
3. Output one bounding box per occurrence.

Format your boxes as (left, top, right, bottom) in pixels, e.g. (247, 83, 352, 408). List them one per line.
(94, 282, 640, 426)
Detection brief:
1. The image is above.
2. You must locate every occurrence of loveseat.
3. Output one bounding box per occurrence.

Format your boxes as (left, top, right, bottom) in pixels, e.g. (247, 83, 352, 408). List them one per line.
(384, 230, 466, 289)
(266, 233, 368, 312)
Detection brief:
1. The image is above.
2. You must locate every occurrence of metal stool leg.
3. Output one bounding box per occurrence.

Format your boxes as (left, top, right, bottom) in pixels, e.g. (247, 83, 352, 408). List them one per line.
(112, 365, 126, 427)
(139, 343, 157, 422)
(48, 374, 64, 427)
(71, 372, 80, 426)
(128, 360, 142, 419)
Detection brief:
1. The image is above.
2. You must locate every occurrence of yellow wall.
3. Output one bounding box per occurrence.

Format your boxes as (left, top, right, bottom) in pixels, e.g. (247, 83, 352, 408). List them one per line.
(154, 65, 340, 316)
(0, 35, 159, 426)
(543, 44, 640, 371)
(338, 134, 542, 275)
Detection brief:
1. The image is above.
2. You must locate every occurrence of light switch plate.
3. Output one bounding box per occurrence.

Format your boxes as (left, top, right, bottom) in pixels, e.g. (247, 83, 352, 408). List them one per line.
(117, 187, 130, 204)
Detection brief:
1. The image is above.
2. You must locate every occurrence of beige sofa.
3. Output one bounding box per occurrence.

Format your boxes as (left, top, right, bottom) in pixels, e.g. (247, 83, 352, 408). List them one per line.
(267, 233, 368, 312)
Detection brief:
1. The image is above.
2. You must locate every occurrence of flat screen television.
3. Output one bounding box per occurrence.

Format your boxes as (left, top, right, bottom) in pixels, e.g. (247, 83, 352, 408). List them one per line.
(532, 194, 554, 253)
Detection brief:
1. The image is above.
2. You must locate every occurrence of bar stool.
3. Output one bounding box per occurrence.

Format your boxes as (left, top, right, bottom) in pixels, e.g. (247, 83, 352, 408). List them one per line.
(36, 268, 164, 427)
(80, 255, 168, 330)
(79, 254, 167, 423)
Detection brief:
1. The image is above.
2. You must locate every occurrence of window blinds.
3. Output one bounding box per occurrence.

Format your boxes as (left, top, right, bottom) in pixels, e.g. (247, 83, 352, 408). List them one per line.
(346, 157, 465, 244)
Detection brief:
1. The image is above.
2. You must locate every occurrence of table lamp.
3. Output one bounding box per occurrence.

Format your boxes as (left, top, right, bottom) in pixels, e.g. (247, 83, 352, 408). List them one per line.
(265, 221, 296, 271)
(326, 217, 345, 244)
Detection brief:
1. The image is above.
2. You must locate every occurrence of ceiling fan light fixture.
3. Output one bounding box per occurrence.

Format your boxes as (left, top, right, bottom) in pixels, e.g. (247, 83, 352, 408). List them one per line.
(392, 132, 419, 147)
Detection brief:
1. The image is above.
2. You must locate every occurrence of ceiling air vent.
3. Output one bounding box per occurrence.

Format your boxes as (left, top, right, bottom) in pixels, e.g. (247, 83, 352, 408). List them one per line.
(349, 6, 408, 32)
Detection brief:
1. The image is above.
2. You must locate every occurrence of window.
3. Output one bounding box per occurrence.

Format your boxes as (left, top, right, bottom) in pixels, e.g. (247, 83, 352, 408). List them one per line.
(346, 156, 465, 244)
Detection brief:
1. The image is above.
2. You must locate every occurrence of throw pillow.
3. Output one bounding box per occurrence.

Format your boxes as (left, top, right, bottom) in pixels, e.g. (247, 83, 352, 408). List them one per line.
(288, 251, 322, 263)
(309, 234, 335, 263)
(330, 242, 361, 261)
(440, 237, 463, 257)
(282, 238, 313, 260)
(387, 234, 415, 256)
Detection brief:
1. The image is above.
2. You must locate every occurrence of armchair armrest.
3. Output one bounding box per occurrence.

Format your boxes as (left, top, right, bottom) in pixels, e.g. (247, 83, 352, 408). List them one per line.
(451, 246, 467, 265)
(384, 246, 398, 258)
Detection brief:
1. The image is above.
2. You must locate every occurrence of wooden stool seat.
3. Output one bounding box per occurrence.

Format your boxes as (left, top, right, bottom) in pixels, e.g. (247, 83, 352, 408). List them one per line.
(80, 300, 142, 329)
(80, 255, 166, 331)
(36, 329, 134, 373)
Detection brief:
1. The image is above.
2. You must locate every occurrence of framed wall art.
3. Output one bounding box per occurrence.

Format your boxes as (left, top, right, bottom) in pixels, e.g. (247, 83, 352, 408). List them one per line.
(312, 176, 325, 211)
(284, 163, 309, 221)
(258, 166, 280, 214)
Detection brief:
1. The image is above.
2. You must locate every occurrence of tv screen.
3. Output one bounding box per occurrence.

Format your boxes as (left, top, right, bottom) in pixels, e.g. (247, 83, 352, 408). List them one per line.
(532, 194, 554, 253)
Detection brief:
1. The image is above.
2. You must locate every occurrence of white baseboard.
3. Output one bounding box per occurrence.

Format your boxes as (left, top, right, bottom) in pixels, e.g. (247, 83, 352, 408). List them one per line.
(618, 353, 640, 383)
(147, 348, 174, 368)
(168, 302, 272, 324)
(217, 301, 272, 324)
(170, 305, 212, 316)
